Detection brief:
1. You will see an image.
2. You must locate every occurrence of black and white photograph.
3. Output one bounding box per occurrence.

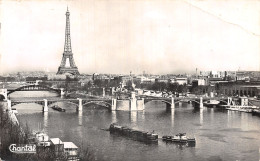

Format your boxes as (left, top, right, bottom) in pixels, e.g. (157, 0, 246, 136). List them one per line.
(0, 0, 259, 160)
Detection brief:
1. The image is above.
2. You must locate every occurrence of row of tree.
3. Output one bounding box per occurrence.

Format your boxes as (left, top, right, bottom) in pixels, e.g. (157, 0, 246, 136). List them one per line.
(141, 82, 188, 93)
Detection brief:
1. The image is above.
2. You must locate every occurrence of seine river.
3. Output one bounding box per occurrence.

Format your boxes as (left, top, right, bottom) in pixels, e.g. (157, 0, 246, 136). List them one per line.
(10, 91, 260, 161)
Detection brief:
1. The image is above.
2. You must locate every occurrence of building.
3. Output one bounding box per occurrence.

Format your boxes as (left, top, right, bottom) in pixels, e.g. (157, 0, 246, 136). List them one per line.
(35, 132, 51, 147)
(50, 138, 64, 159)
(170, 77, 188, 85)
(63, 142, 79, 161)
(217, 82, 260, 97)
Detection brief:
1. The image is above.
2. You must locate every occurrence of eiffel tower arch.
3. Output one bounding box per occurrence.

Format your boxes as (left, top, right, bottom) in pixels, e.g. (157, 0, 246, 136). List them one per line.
(57, 7, 80, 75)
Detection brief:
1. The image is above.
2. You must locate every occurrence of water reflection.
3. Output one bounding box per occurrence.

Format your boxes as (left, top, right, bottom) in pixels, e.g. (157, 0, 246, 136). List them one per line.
(227, 110, 231, 127)
(111, 111, 117, 123)
(210, 108, 214, 122)
(140, 110, 145, 120)
(171, 109, 175, 127)
(130, 111, 137, 124)
(241, 112, 249, 130)
(200, 109, 203, 125)
(43, 112, 48, 132)
(164, 141, 196, 149)
(78, 110, 83, 126)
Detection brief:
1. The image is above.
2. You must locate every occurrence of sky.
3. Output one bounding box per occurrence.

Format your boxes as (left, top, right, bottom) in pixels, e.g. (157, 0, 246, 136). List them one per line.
(0, 0, 259, 75)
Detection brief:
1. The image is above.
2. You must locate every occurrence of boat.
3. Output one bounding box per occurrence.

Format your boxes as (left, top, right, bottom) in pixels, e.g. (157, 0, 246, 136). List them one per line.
(245, 109, 253, 113)
(109, 123, 158, 143)
(162, 135, 172, 141)
(11, 107, 18, 114)
(248, 97, 260, 107)
(225, 97, 258, 112)
(238, 108, 247, 112)
(227, 107, 239, 111)
(162, 133, 196, 143)
(204, 100, 220, 108)
(252, 109, 260, 116)
(52, 105, 66, 112)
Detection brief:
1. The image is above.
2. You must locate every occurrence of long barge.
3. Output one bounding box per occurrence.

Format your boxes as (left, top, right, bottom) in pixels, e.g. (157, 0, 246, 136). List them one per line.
(109, 123, 158, 143)
(51, 105, 66, 112)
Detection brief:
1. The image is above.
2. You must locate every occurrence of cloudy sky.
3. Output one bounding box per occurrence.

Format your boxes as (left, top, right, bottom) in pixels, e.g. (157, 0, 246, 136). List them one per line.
(0, 0, 259, 74)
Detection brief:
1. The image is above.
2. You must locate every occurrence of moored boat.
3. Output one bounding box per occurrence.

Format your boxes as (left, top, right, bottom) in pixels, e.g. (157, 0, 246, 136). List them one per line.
(252, 109, 260, 116)
(52, 105, 66, 112)
(109, 123, 158, 143)
(11, 107, 18, 114)
(204, 100, 220, 108)
(163, 133, 196, 143)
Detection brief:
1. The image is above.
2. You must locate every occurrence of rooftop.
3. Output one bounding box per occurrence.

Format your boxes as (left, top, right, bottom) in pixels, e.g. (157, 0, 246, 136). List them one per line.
(50, 138, 63, 145)
(64, 142, 78, 149)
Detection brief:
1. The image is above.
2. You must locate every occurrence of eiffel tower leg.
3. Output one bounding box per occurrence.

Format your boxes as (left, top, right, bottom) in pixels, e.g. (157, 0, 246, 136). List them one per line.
(60, 55, 67, 67)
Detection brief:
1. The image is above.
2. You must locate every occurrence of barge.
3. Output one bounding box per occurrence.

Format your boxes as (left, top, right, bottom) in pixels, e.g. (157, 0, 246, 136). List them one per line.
(52, 105, 66, 112)
(109, 123, 158, 143)
(204, 100, 220, 108)
(252, 109, 260, 116)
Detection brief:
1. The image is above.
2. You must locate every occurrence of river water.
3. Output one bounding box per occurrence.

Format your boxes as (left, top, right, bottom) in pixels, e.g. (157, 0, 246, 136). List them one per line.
(10, 91, 260, 161)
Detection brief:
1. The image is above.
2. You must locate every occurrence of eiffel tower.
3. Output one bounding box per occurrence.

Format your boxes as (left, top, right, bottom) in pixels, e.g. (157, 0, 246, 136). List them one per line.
(57, 7, 80, 75)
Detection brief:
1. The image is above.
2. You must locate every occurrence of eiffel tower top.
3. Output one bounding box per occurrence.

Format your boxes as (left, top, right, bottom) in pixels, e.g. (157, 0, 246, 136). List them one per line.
(64, 6, 72, 53)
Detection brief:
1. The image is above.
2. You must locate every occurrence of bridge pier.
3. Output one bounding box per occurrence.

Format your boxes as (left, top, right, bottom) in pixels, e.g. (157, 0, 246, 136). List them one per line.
(60, 88, 65, 96)
(77, 98, 82, 111)
(7, 99, 11, 111)
(111, 87, 115, 96)
(0, 88, 7, 101)
(130, 92, 137, 111)
(142, 98, 145, 110)
(200, 97, 203, 109)
(103, 88, 105, 97)
(178, 101, 182, 107)
(43, 99, 48, 112)
(227, 97, 232, 106)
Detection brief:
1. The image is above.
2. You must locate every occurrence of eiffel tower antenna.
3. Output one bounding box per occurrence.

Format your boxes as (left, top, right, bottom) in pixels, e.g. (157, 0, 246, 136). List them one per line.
(57, 7, 80, 75)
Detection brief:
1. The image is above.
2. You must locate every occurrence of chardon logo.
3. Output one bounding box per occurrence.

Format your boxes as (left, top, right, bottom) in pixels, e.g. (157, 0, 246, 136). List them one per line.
(9, 144, 36, 153)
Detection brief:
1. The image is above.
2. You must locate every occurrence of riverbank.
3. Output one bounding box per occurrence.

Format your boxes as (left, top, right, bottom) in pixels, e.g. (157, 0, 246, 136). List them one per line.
(0, 102, 32, 160)
(66, 91, 112, 99)
(0, 102, 96, 161)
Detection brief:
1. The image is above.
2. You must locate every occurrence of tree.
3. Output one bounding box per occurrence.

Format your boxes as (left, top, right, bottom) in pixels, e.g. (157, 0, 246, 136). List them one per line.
(93, 79, 103, 87)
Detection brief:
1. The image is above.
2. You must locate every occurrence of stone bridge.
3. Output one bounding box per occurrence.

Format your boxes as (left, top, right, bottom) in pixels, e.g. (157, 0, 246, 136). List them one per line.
(5, 93, 230, 112)
(143, 96, 229, 109)
(9, 98, 113, 112)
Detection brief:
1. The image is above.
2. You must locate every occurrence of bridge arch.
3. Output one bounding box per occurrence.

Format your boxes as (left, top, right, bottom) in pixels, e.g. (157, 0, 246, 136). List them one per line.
(218, 100, 228, 104)
(48, 101, 78, 107)
(144, 100, 172, 106)
(11, 102, 43, 108)
(7, 85, 60, 95)
(0, 94, 5, 101)
(82, 101, 112, 110)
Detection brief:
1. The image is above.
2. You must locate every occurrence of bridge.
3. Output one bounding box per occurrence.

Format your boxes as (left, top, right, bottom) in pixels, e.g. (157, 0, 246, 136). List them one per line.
(6, 94, 230, 112)
(8, 97, 113, 111)
(142, 96, 229, 109)
(1, 86, 231, 112)
(6, 84, 65, 96)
